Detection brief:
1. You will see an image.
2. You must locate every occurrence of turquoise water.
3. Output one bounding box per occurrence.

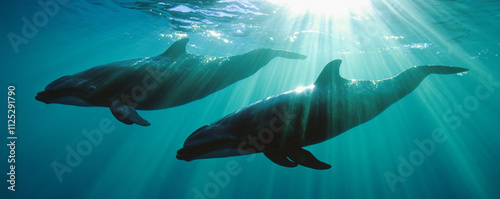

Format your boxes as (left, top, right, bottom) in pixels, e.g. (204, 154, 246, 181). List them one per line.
(1, 0, 500, 198)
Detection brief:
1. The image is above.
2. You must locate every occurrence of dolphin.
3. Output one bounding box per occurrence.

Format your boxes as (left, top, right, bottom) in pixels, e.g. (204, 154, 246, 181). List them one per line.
(176, 59, 467, 170)
(35, 38, 307, 126)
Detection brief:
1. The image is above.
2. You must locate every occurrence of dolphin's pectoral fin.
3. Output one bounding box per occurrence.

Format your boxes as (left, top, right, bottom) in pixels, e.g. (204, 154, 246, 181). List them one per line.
(110, 102, 151, 126)
(264, 150, 298, 168)
(286, 148, 331, 170)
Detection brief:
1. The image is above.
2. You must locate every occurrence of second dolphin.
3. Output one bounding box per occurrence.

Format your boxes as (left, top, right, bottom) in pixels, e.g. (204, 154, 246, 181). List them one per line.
(177, 60, 467, 169)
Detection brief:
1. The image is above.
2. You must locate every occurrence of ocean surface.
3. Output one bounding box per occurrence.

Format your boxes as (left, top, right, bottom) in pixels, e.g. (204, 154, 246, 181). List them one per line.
(1, 0, 500, 198)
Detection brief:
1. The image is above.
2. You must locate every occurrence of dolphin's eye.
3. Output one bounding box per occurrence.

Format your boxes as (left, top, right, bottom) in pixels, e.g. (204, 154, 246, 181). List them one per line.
(86, 86, 96, 92)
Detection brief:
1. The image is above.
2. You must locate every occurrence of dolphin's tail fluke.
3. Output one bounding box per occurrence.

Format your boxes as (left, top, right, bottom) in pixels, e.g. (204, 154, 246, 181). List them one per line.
(377, 65, 468, 106)
(395, 65, 468, 85)
(417, 65, 468, 75)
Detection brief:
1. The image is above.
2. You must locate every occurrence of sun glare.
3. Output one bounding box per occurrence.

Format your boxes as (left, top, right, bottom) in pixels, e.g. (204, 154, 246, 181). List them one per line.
(268, 0, 372, 16)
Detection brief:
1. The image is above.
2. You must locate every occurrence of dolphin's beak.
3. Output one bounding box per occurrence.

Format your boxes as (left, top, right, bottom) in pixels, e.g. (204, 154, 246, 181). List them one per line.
(35, 75, 92, 107)
(35, 90, 92, 106)
(36, 75, 74, 103)
(35, 87, 75, 105)
(176, 125, 243, 161)
(35, 91, 52, 104)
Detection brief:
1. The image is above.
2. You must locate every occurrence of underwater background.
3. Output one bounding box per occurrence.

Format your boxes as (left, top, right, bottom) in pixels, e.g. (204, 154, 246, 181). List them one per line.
(1, 0, 499, 198)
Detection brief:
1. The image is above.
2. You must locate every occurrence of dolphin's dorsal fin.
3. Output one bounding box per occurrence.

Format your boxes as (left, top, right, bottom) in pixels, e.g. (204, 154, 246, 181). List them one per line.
(314, 59, 344, 87)
(161, 38, 189, 57)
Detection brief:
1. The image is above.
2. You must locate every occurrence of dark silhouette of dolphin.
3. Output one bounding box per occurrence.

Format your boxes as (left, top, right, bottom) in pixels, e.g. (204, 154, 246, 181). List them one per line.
(177, 59, 467, 169)
(35, 38, 306, 126)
